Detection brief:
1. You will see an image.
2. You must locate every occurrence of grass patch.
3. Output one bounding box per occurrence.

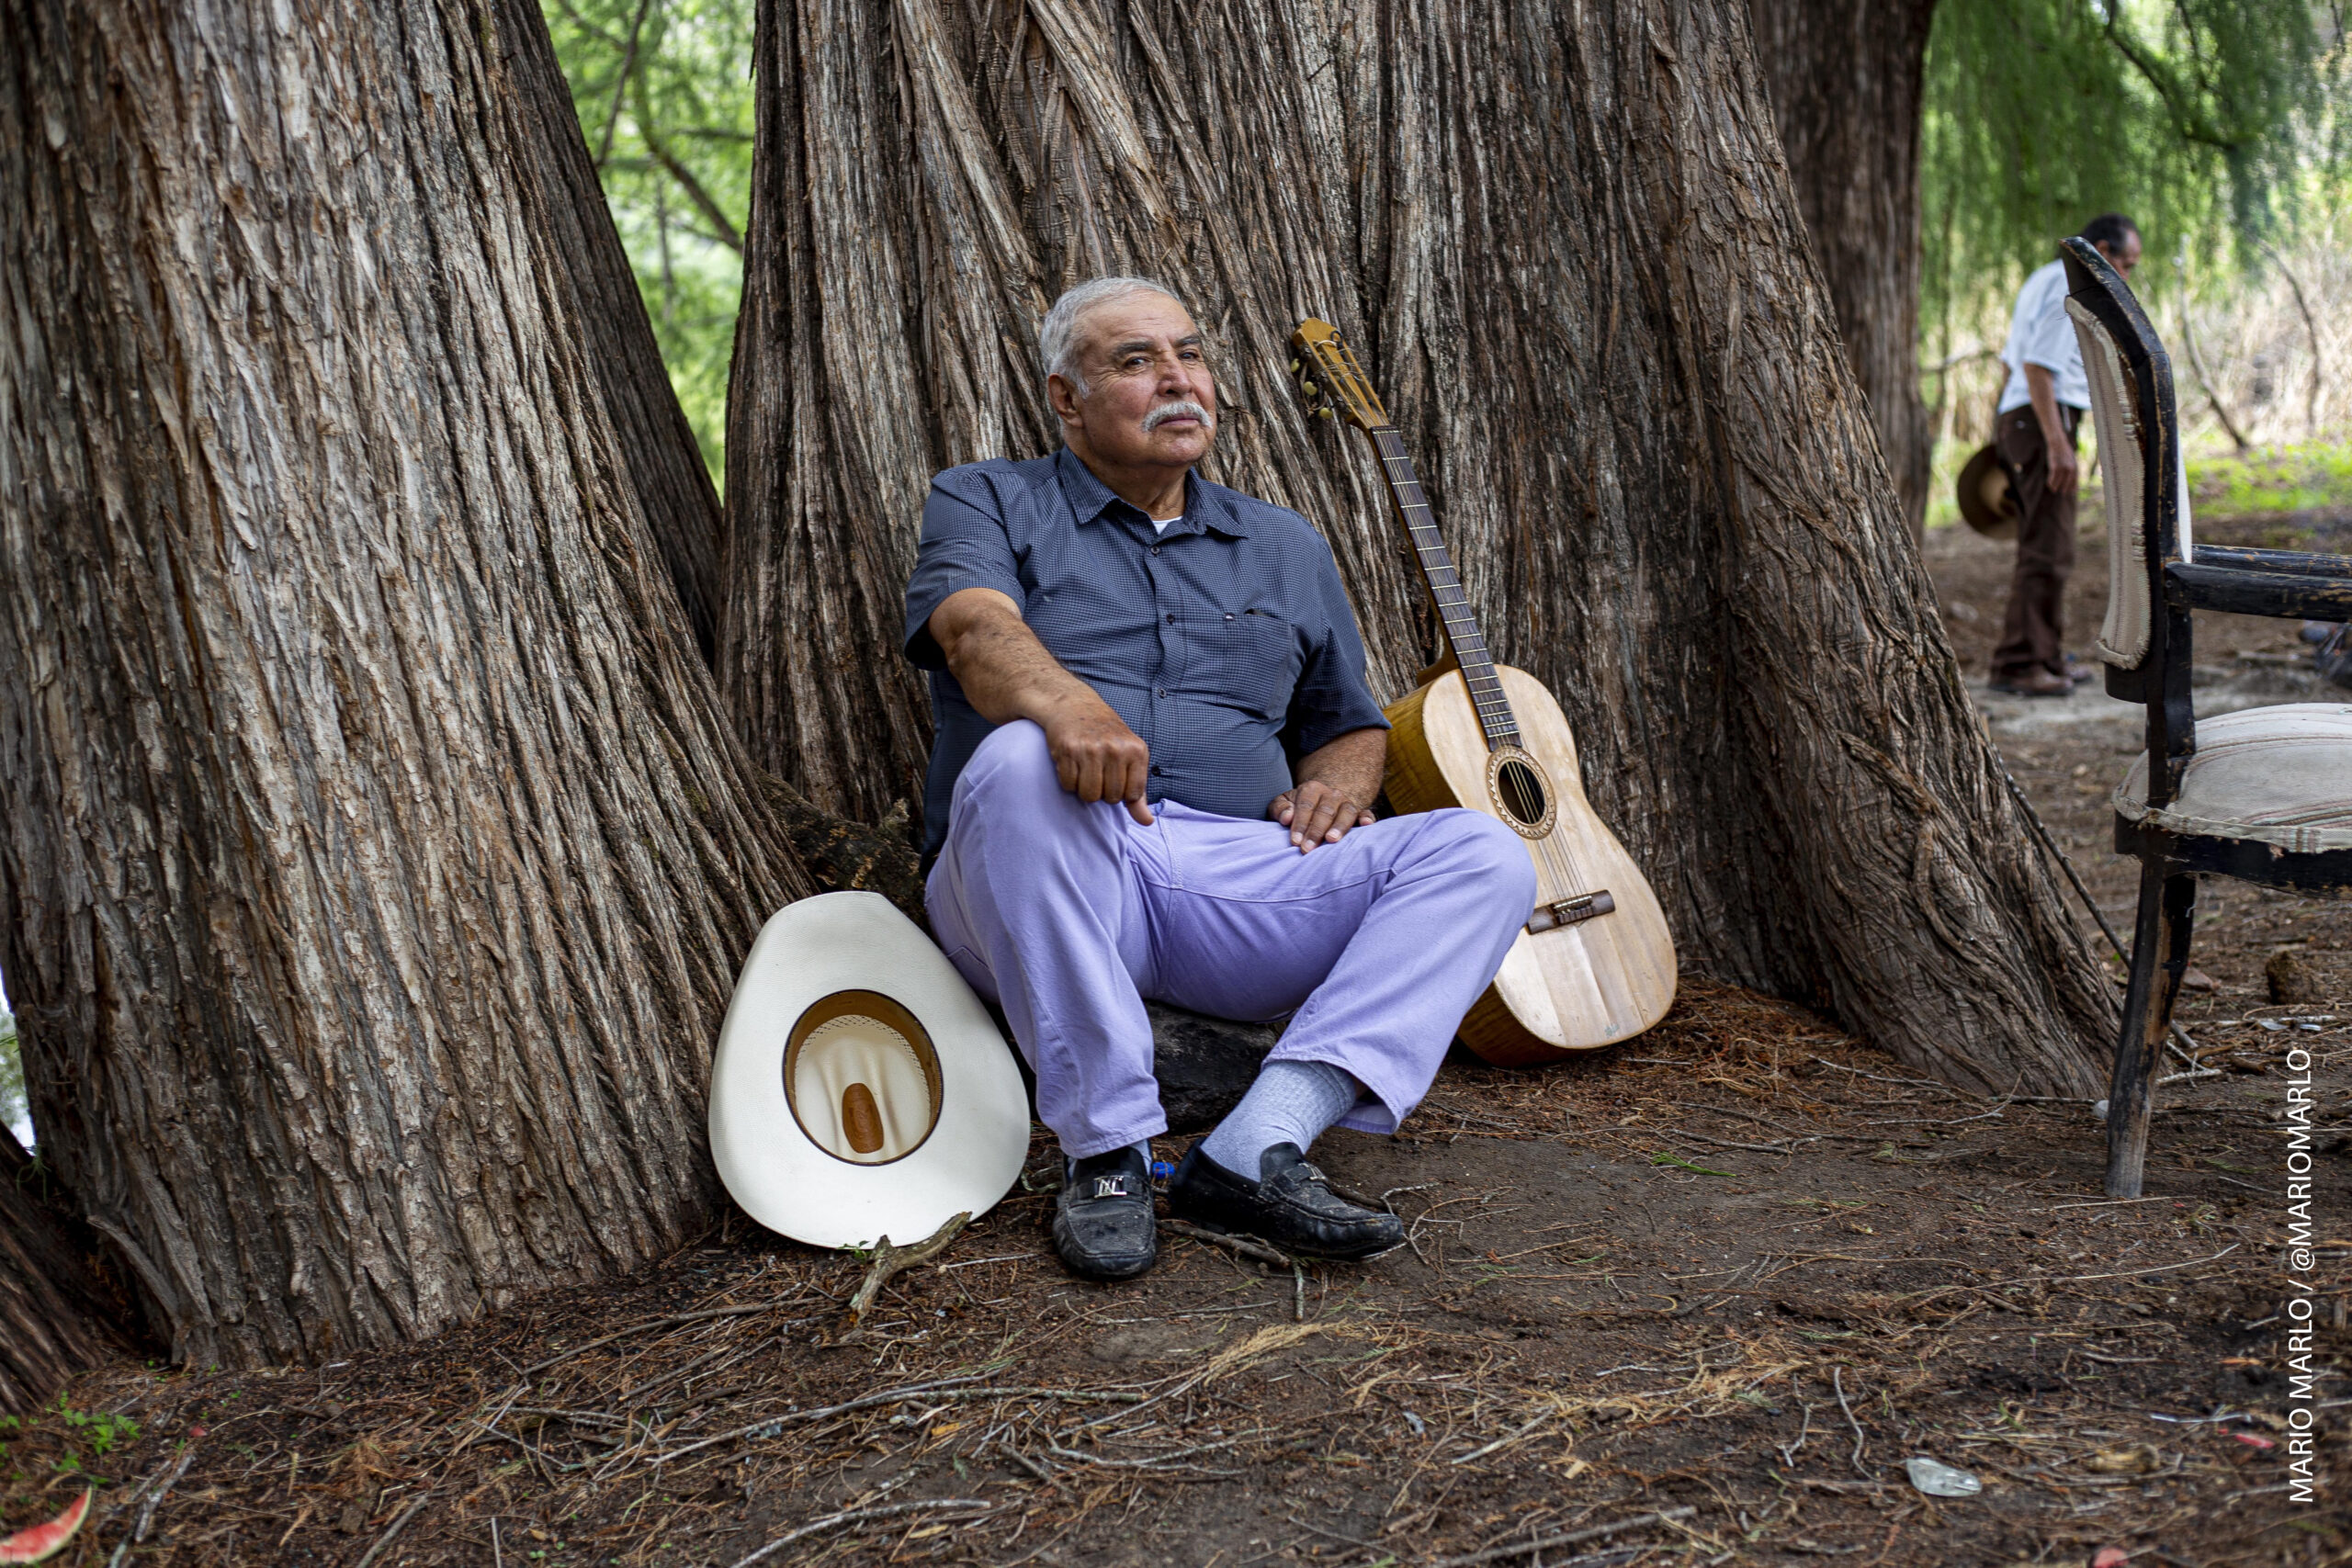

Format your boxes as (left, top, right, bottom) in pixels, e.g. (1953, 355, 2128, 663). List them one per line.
(1926, 434, 2352, 532)
(2187, 441, 2352, 518)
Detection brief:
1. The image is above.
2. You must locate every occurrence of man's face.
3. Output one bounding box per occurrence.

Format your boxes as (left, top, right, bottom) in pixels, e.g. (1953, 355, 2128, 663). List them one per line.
(1050, 293, 1217, 475)
(2098, 231, 2143, 278)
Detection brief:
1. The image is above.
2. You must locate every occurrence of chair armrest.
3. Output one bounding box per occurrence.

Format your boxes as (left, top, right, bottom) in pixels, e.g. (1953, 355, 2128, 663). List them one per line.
(2191, 544, 2352, 581)
(2165, 559, 2352, 621)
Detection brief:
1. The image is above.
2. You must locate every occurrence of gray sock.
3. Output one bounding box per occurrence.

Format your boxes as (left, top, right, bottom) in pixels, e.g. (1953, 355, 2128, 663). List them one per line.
(1198, 1060, 1362, 1178)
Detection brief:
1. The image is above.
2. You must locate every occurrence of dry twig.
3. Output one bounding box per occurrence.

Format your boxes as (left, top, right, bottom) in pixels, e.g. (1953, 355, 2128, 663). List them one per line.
(848, 1211, 973, 1322)
(1427, 1506, 1700, 1567)
(724, 1498, 996, 1568)
(1160, 1218, 1294, 1269)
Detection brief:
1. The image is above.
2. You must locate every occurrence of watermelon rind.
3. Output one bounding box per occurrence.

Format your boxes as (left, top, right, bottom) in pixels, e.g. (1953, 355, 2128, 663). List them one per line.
(0, 1488, 93, 1565)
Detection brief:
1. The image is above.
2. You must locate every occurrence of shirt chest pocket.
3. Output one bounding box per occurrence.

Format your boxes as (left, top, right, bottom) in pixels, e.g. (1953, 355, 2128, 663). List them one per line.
(1217, 607, 1305, 721)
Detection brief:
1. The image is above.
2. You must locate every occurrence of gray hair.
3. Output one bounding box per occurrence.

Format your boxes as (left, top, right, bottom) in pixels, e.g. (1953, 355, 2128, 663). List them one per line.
(1038, 276, 1184, 396)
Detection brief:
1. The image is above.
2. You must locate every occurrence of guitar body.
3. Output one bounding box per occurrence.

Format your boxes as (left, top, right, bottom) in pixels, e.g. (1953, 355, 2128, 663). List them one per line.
(1285, 314, 1678, 1066)
(1384, 665, 1678, 1065)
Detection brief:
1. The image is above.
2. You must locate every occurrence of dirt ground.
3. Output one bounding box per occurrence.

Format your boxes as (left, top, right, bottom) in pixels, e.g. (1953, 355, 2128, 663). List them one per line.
(4, 513, 2346, 1568)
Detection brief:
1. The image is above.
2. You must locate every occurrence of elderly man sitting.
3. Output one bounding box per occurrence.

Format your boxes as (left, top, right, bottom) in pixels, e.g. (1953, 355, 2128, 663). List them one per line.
(906, 276, 1533, 1280)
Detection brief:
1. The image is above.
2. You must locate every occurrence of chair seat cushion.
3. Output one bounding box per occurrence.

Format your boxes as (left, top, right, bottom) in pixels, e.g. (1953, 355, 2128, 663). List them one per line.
(2114, 703, 2352, 853)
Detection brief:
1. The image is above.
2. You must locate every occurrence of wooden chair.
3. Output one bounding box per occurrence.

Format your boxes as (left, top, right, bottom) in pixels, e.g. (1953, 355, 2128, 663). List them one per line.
(2062, 236, 2352, 1198)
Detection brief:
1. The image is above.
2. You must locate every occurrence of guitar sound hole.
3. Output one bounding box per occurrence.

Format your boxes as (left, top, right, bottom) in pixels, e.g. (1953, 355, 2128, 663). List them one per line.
(1496, 758, 1548, 827)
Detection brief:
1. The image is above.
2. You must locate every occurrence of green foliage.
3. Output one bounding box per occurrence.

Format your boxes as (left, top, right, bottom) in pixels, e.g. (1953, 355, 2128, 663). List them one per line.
(1922, 0, 2341, 341)
(53, 1399, 139, 1461)
(0, 1010, 28, 1152)
(0, 1400, 141, 1475)
(2186, 439, 2352, 513)
(542, 0, 753, 487)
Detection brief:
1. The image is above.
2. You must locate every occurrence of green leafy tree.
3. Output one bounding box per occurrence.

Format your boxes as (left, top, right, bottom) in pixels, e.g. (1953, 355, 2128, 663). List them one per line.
(544, 0, 754, 483)
(1923, 0, 2341, 343)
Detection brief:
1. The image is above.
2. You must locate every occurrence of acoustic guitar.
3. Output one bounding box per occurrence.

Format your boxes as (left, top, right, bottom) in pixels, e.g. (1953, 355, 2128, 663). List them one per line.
(1290, 319, 1677, 1066)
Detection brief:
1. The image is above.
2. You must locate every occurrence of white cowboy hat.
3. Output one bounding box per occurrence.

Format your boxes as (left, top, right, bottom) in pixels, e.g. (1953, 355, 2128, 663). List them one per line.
(709, 891, 1030, 1249)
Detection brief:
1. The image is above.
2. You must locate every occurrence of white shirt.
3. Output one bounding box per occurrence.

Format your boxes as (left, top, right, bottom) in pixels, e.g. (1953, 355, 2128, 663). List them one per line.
(1996, 258, 2090, 414)
(1151, 513, 1182, 535)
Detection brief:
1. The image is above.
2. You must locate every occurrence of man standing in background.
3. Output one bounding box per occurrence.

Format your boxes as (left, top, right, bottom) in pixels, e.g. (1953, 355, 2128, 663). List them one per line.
(1988, 213, 2142, 697)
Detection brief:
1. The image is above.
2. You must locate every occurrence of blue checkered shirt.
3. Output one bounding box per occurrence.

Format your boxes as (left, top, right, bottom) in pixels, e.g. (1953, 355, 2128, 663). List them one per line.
(904, 448, 1390, 864)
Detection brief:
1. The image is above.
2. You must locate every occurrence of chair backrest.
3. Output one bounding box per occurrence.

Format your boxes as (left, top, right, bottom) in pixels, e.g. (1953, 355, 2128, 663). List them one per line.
(2062, 238, 2190, 674)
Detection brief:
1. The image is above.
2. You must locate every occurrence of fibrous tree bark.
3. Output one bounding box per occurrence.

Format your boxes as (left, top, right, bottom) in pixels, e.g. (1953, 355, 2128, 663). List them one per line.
(723, 0, 2113, 1095)
(0, 0, 812, 1368)
(2, 1129, 145, 1414)
(1747, 0, 1939, 536)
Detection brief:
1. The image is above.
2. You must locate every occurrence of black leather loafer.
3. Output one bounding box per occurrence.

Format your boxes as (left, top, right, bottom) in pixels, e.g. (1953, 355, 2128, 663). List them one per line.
(1051, 1145, 1158, 1280)
(1167, 1142, 1404, 1261)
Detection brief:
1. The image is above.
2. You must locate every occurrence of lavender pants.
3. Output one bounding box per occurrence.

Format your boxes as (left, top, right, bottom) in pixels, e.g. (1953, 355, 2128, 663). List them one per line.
(925, 720, 1536, 1158)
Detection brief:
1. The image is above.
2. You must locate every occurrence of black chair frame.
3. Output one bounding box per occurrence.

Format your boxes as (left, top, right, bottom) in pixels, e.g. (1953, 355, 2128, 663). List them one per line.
(2064, 237, 2352, 1199)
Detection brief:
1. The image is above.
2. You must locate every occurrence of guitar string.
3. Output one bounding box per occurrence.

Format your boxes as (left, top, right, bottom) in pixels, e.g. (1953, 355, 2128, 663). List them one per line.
(1318, 352, 1590, 905)
(1324, 373, 1595, 907)
(1368, 427, 1594, 905)
(1373, 434, 1594, 901)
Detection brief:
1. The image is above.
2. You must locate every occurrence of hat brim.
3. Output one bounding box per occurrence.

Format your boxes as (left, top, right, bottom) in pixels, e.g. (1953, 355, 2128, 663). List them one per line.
(1956, 444, 2021, 540)
(710, 892, 1030, 1249)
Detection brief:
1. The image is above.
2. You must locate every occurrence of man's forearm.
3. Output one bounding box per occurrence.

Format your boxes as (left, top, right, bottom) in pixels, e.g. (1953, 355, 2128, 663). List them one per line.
(1295, 727, 1387, 807)
(930, 587, 1098, 726)
(929, 586, 1154, 821)
(2025, 365, 2068, 449)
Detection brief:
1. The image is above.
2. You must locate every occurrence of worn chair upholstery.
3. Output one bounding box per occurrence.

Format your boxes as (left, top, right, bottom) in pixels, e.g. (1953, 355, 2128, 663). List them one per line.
(2063, 236, 2352, 1197)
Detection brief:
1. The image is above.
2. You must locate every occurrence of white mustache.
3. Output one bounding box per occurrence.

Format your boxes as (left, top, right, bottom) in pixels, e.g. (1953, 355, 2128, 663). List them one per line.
(1142, 400, 1213, 433)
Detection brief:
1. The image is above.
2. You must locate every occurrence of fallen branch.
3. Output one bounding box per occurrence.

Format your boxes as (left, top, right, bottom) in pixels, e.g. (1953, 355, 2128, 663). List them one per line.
(1832, 1366, 1870, 1478)
(352, 1495, 432, 1568)
(1159, 1218, 1293, 1269)
(724, 1499, 996, 1568)
(106, 1450, 194, 1568)
(650, 1380, 1144, 1465)
(1427, 1506, 1699, 1568)
(519, 1292, 811, 1375)
(847, 1211, 971, 1322)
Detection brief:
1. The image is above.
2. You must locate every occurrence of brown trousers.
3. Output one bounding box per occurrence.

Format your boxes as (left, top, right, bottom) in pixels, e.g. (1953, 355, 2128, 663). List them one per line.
(1990, 404, 2081, 681)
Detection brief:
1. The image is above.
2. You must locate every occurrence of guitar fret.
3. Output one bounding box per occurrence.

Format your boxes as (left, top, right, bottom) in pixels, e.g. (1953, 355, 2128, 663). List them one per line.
(1363, 423, 1517, 748)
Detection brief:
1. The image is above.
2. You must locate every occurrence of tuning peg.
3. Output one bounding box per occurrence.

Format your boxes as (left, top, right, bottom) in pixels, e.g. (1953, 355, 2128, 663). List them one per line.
(1318, 407, 1335, 419)
(1302, 381, 1318, 397)
(1289, 357, 1301, 374)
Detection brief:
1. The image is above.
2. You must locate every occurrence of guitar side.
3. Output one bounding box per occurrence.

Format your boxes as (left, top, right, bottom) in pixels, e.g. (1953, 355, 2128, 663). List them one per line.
(1385, 666, 1678, 1065)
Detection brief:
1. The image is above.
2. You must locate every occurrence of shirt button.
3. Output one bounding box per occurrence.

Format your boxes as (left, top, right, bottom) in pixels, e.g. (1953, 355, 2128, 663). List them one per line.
(1150, 764, 1164, 776)
(1164, 612, 1176, 624)
(1149, 546, 1161, 556)
(1156, 688, 1168, 698)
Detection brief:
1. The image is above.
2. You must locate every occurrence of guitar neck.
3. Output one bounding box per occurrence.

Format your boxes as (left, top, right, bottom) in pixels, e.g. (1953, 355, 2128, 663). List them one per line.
(1364, 425, 1519, 749)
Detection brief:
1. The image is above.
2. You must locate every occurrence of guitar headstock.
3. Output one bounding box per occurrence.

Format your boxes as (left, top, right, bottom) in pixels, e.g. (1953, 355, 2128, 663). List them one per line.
(1289, 318, 1390, 432)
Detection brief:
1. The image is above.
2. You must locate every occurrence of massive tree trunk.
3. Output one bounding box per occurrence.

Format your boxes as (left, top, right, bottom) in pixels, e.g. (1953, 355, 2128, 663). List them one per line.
(1, 1129, 144, 1414)
(0, 0, 812, 1368)
(722, 0, 2113, 1095)
(1747, 0, 1938, 535)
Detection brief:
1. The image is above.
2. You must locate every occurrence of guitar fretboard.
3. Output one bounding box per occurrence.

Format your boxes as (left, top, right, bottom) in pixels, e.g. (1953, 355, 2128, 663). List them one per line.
(1367, 426, 1518, 750)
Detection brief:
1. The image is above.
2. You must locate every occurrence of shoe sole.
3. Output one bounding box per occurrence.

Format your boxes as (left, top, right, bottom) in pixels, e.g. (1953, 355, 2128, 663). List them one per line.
(1051, 1216, 1158, 1281)
(1051, 1237, 1158, 1281)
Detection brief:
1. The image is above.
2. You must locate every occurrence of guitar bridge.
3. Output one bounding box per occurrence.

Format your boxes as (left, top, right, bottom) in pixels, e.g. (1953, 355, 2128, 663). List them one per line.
(1526, 890, 1614, 935)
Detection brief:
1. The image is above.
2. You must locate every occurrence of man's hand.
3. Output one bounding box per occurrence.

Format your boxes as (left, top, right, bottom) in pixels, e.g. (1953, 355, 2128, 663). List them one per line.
(2045, 442, 2080, 494)
(1042, 692, 1154, 825)
(1271, 727, 1387, 852)
(1272, 780, 1374, 852)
